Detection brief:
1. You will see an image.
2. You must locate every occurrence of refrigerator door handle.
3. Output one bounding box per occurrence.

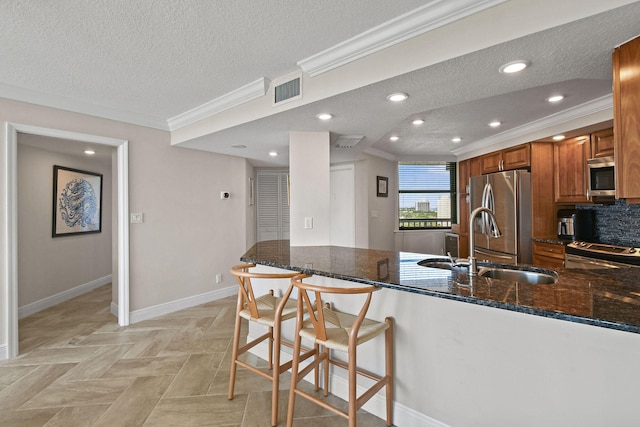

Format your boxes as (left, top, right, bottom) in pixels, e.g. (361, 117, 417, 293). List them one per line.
(480, 183, 490, 234)
(474, 247, 515, 262)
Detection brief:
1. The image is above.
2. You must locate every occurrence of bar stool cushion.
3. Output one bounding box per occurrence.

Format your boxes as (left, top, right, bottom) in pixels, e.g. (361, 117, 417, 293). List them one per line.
(238, 293, 298, 326)
(299, 307, 390, 351)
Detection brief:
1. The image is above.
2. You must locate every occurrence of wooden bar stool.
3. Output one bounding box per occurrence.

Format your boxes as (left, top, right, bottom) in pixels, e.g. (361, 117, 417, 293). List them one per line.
(229, 264, 315, 427)
(286, 274, 394, 427)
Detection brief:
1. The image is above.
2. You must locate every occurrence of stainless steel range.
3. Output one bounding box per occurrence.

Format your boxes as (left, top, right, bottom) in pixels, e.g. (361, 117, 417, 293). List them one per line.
(565, 241, 640, 268)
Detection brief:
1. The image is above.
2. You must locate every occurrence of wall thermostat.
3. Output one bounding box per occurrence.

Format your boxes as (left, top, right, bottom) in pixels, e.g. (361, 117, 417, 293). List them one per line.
(220, 191, 230, 199)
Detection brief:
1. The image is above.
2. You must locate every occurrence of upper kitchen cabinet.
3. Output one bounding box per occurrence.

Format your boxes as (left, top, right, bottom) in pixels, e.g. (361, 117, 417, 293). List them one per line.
(613, 35, 640, 202)
(591, 128, 614, 158)
(554, 135, 591, 203)
(480, 144, 530, 174)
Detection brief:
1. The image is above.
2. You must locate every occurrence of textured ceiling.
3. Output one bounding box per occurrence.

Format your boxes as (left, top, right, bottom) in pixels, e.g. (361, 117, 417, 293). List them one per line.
(0, 0, 425, 119)
(2, 1, 640, 166)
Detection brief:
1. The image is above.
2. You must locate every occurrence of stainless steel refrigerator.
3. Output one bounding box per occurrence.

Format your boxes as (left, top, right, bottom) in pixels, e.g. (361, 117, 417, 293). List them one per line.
(469, 170, 532, 265)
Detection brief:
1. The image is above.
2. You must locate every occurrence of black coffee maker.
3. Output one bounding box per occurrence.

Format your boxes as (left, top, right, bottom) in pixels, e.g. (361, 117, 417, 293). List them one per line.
(557, 209, 594, 240)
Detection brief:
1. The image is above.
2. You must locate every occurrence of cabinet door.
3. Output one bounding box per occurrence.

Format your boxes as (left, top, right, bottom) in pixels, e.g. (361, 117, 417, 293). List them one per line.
(469, 156, 482, 177)
(613, 36, 640, 201)
(554, 136, 591, 203)
(591, 128, 614, 158)
(481, 151, 502, 174)
(502, 144, 531, 170)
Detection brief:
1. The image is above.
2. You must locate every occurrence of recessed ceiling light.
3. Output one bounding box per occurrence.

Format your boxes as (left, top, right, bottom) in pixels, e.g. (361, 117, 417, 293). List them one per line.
(547, 95, 565, 103)
(553, 135, 565, 141)
(451, 137, 462, 143)
(489, 121, 501, 128)
(316, 113, 332, 120)
(84, 149, 95, 155)
(499, 60, 530, 74)
(269, 151, 278, 157)
(412, 119, 424, 125)
(390, 136, 399, 142)
(387, 92, 408, 102)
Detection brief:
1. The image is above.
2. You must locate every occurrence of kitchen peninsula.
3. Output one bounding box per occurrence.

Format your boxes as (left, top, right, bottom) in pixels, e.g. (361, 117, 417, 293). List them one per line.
(241, 240, 640, 426)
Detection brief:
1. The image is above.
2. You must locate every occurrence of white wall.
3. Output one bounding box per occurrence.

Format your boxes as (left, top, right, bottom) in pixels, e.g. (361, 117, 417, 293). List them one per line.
(17, 139, 113, 308)
(250, 266, 640, 427)
(1, 97, 248, 352)
(289, 131, 330, 246)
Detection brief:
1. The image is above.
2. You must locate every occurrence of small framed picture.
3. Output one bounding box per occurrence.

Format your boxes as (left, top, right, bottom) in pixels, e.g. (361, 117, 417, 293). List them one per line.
(377, 176, 388, 197)
(52, 165, 103, 237)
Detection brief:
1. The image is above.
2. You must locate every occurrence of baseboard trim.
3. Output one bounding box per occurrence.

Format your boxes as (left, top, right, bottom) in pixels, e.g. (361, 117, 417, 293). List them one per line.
(0, 344, 7, 360)
(18, 275, 113, 319)
(125, 285, 237, 324)
(246, 334, 449, 427)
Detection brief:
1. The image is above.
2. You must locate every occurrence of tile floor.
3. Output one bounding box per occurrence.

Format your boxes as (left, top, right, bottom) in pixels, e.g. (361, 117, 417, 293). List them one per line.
(0, 285, 388, 426)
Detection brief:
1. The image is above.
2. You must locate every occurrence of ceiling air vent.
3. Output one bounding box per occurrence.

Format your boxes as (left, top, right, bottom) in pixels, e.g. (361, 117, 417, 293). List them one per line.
(335, 135, 364, 148)
(274, 77, 301, 105)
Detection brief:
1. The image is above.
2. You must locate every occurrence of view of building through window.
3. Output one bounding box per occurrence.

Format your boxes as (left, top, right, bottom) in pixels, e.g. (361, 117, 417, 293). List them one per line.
(398, 162, 457, 229)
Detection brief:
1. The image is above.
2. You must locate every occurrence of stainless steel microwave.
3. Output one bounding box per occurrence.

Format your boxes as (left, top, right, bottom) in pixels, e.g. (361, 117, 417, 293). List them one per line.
(587, 156, 615, 197)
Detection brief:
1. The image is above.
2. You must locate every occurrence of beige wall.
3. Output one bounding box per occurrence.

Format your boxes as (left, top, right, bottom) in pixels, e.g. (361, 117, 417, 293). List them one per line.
(17, 139, 113, 306)
(1, 97, 249, 351)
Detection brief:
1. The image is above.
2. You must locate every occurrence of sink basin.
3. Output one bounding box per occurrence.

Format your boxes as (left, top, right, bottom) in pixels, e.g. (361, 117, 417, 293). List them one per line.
(478, 267, 558, 284)
(418, 259, 468, 270)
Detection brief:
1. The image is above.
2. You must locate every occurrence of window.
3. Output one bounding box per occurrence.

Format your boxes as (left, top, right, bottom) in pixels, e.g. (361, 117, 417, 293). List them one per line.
(398, 162, 457, 229)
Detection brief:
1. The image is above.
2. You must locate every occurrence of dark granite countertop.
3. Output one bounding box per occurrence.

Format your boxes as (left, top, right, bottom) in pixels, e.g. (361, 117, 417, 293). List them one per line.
(532, 236, 573, 245)
(241, 240, 640, 334)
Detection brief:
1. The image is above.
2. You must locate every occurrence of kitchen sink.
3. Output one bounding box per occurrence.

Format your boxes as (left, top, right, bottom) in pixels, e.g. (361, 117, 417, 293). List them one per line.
(417, 259, 468, 270)
(418, 259, 558, 285)
(478, 267, 558, 284)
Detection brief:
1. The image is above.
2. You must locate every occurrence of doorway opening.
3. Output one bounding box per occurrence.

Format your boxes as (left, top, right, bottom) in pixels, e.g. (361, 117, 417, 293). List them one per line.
(3, 123, 130, 359)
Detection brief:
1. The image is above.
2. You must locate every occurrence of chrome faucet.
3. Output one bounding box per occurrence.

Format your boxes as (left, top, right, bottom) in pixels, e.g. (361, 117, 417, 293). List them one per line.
(468, 206, 501, 275)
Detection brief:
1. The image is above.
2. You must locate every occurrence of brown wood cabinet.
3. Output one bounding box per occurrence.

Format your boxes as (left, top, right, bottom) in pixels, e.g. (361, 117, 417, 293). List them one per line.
(532, 241, 565, 269)
(457, 160, 471, 258)
(480, 144, 530, 174)
(554, 135, 591, 203)
(591, 128, 614, 158)
(458, 142, 555, 261)
(613, 35, 640, 202)
(530, 142, 555, 238)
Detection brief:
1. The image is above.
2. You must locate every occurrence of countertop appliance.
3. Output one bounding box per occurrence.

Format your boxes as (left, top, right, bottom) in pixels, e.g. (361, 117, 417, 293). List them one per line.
(557, 209, 593, 240)
(470, 170, 531, 265)
(587, 156, 615, 197)
(565, 241, 640, 268)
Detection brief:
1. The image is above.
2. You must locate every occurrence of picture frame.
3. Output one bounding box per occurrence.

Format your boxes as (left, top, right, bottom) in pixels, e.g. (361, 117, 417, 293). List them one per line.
(377, 176, 388, 197)
(52, 165, 103, 237)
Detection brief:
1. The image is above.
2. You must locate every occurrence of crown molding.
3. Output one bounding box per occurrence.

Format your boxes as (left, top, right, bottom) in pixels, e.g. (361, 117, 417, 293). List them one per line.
(0, 83, 169, 130)
(451, 95, 613, 157)
(364, 146, 397, 162)
(167, 78, 269, 131)
(297, 0, 507, 77)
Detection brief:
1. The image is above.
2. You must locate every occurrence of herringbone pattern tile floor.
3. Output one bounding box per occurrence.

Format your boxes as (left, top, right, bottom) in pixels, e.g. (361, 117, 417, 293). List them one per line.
(0, 285, 387, 426)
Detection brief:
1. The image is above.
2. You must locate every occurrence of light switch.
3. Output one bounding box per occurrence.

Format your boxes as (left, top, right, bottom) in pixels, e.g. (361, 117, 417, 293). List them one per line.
(304, 217, 313, 229)
(371, 209, 378, 219)
(130, 213, 144, 224)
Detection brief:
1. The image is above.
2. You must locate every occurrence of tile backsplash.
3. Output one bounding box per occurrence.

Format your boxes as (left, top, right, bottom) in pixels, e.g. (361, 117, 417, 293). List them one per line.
(577, 199, 640, 247)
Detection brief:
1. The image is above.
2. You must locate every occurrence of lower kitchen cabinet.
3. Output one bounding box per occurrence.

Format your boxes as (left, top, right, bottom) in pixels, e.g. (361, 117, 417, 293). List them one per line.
(532, 240, 565, 269)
